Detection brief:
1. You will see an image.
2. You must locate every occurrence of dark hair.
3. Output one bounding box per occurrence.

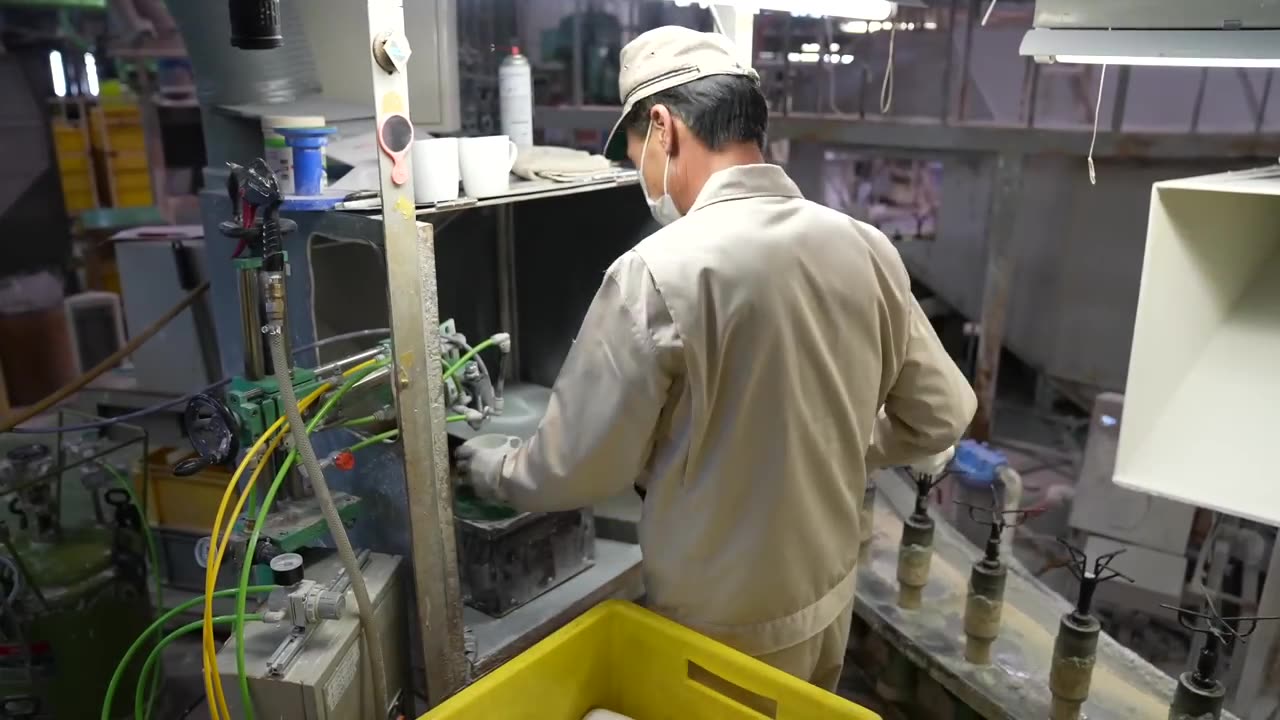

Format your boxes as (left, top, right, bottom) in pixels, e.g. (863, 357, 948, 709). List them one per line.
(624, 74, 768, 151)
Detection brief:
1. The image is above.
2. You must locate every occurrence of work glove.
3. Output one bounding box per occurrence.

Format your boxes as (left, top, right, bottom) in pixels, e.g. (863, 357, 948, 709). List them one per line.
(909, 445, 955, 479)
(454, 434, 522, 502)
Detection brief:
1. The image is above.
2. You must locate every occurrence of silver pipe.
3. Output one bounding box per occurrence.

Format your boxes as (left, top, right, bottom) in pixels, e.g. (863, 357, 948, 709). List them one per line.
(313, 346, 385, 377)
(349, 365, 392, 393)
(238, 266, 265, 380)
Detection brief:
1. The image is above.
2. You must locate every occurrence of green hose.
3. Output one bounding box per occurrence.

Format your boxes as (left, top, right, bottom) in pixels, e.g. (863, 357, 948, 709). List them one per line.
(134, 615, 263, 720)
(101, 587, 276, 720)
(443, 336, 498, 380)
(233, 359, 390, 718)
(99, 464, 164, 720)
(347, 430, 400, 453)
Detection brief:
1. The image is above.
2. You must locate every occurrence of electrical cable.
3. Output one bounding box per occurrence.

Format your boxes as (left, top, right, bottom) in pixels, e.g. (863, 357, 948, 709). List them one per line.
(294, 328, 391, 355)
(1088, 64, 1107, 186)
(100, 463, 165, 720)
(137, 616, 264, 720)
(101, 587, 276, 720)
(5, 329, 388, 435)
(880, 26, 897, 114)
(269, 333, 389, 717)
(981, 0, 999, 26)
(348, 429, 400, 453)
(229, 363, 389, 715)
(201, 384, 334, 719)
(0, 281, 210, 432)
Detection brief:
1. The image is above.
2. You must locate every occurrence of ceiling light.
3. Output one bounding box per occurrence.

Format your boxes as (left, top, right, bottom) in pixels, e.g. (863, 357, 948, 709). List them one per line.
(1021, 28, 1280, 69)
(868, 21, 883, 32)
(907, 22, 915, 30)
(830, 43, 841, 52)
(802, 42, 821, 52)
(799, 52, 820, 63)
(923, 21, 938, 30)
(84, 53, 99, 97)
(841, 54, 856, 64)
(787, 51, 801, 62)
(1052, 54, 1280, 68)
(841, 20, 869, 33)
(667, 0, 899, 21)
(49, 51, 66, 98)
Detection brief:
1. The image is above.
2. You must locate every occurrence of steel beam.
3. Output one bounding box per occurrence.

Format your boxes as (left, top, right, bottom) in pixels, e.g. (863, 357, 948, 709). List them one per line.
(968, 153, 1024, 442)
(536, 105, 1280, 158)
(365, 0, 467, 705)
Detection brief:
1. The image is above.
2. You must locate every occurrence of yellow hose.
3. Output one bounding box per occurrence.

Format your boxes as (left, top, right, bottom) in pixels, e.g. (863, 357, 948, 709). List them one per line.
(201, 357, 381, 718)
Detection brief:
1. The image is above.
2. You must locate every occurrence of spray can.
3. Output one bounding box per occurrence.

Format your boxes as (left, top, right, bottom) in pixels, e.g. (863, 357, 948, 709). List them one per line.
(499, 47, 534, 148)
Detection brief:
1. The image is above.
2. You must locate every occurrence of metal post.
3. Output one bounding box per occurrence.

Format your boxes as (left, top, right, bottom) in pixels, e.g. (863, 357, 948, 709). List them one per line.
(571, 0, 585, 107)
(1234, 544, 1280, 713)
(495, 205, 521, 381)
(1109, 65, 1130, 133)
(1190, 67, 1209, 133)
(365, 0, 467, 704)
(956, 0, 979, 121)
(940, 0, 959, 124)
(1256, 71, 1274, 134)
(1024, 59, 1041, 128)
(712, 5, 754, 66)
(969, 153, 1025, 442)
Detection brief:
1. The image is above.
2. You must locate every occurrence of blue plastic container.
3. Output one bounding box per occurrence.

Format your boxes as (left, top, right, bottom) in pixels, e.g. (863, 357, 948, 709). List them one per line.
(276, 126, 336, 196)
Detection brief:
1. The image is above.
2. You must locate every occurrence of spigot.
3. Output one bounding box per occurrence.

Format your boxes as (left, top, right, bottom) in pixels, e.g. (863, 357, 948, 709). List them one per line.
(1049, 540, 1135, 720)
(239, 158, 286, 271)
(956, 491, 1029, 664)
(897, 465, 950, 609)
(1163, 600, 1280, 719)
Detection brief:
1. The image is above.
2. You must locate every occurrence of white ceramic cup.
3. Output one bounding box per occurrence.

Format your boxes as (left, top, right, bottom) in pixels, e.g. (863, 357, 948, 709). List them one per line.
(459, 135, 519, 198)
(411, 137, 460, 204)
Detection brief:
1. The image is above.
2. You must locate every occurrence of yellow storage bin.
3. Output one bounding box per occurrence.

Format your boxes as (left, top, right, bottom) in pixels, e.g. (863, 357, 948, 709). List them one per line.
(133, 447, 231, 533)
(422, 601, 880, 720)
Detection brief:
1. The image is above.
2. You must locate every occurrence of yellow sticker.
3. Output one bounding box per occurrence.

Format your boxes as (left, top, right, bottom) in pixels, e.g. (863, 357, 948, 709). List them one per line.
(398, 351, 414, 369)
(394, 196, 415, 219)
(381, 91, 406, 115)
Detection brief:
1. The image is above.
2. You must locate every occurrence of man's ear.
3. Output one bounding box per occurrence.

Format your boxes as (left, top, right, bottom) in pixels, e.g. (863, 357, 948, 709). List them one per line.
(650, 104, 678, 155)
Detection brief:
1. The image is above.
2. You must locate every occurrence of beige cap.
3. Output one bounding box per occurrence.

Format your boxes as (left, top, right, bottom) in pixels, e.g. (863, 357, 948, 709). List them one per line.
(603, 26, 759, 161)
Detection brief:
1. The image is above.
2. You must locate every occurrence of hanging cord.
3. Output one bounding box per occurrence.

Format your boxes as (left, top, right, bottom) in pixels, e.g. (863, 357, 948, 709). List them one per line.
(982, 0, 999, 26)
(880, 26, 897, 114)
(1087, 64, 1108, 186)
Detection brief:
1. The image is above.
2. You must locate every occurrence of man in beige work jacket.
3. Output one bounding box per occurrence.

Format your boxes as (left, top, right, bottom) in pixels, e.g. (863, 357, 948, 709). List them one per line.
(457, 25, 976, 691)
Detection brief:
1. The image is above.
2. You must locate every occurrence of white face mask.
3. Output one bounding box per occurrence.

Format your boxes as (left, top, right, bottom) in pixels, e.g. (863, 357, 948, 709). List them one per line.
(640, 120, 682, 226)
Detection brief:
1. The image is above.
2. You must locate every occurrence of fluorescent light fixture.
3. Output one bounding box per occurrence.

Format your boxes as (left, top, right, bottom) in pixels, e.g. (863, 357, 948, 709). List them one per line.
(49, 51, 66, 98)
(1021, 28, 1280, 69)
(923, 20, 938, 30)
(802, 42, 820, 52)
(800, 52, 821, 63)
(829, 42, 841, 52)
(84, 53, 99, 96)
(907, 22, 915, 30)
(667, 1, 898, 21)
(1053, 54, 1280, 68)
(841, 54, 855, 64)
(787, 51, 801, 62)
(868, 21, 883, 32)
(841, 20, 869, 33)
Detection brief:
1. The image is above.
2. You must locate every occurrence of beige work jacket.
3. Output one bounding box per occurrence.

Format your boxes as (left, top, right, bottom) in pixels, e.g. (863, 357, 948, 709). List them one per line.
(478, 163, 976, 655)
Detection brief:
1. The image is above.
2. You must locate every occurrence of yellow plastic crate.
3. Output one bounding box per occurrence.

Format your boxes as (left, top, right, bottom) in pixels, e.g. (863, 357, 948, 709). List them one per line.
(422, 601, 881, 720)
(132, 447, 231, 533)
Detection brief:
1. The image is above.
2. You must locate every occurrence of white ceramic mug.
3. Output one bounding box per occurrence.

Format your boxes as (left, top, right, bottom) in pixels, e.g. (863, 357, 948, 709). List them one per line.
(459, 135, 519, 198)
(411, 137, 460, 204)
